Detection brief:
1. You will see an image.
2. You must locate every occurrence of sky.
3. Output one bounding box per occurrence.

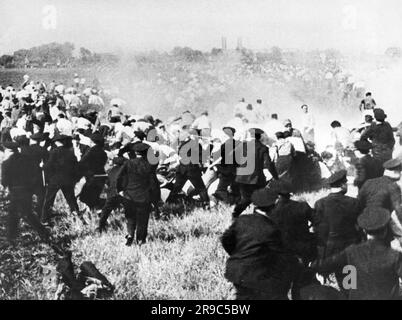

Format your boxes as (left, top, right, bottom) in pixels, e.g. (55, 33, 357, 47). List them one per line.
(1, 0, 402, 55)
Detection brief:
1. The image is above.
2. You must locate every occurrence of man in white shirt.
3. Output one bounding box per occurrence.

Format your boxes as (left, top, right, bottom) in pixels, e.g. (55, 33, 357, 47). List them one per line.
(300, 104, 315, 144)
(56, 113, 74, 136)
(192, 111, 212, 137)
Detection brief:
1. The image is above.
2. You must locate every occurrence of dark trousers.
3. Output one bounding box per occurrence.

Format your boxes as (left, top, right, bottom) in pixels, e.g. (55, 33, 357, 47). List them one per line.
(166, 172, 209, 204)
(233, 184, 261, 218)
(32, 184, 45, 216)
(214, 173, 239, 203)
(79, 177, 106, 210)
(7, 188, 49, 241)
(123, 199, 151, 244)
(234, 284, 289, 300)
(42, 183, 79, 222)
(99, 195, 123, 227)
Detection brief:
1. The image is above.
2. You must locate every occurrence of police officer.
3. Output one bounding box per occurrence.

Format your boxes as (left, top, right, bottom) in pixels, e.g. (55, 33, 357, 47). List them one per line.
(78, 132, 108, 212)
(116, 142, 153, 246)
(313, 170, 362, 286)
(314, 207, 402, 300)
(269, 180, 317, 265)
(353, 140, 383, 190)
(360, 108, 395, 165)
(213, 126, 240, 204)
(41, 134, 81, 224)
(166, 125, 209, 206)
(221, 188, 299, 300)
(2, 141, 50, 244)
(232, 128, 278, 218)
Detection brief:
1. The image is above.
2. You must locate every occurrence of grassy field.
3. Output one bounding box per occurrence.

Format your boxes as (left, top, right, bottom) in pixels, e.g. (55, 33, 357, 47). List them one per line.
(0, 186, 334, 300)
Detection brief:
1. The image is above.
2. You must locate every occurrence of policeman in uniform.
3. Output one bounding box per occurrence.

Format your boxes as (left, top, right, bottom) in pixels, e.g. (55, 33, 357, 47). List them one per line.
(353, 140, 383, 190)
(232, 128, 278, 218)
(221, 188, 299, 300)
(116, 142, 153, 246)
(2, 141, 50, 244)
(314, 207, 402, 300)
(41, 134, 81, 224)
(213, 126, 240, 204)
(313, 170, 362, 286)
(166, 125, 209, 206)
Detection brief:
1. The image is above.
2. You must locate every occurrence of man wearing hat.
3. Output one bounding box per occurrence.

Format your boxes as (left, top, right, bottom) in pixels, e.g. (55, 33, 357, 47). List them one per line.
(269, 180, 317, 266)
(78, 132, 108, 212)
(2, 141, 50, 244)
(360, 108, 395, 164)
(213, 126, 240, 204)
(221, 188, 299, 300)
(314, 207, 402, 300)
(353, 140, 383, 190)
(358, 158, 402, 237)
(41, 134, 81, 224)
(20, 132, 49, 214)
(116, 142, 153, 246)
(232, 128, 278, 219)
(166, 125, 210, 207)
(313, 170, 362, 286)
(98, 157, 127, 233)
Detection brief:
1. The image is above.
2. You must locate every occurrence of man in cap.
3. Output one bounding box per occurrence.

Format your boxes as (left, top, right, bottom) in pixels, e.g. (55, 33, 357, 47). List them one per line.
(283, 119, 303, 138)
(353, 140, 383, 190)
(221, 188, 299, 300)
(313, 207, 402, 300)
(213, 126, 240, 204)
(300, 104, 315, 144)
(20, 132, 49, 214)
(78, 132, 108, 212)
(232, 128, 278, 219)
(98, 157, 127, 233)
(41, 134, 81, 224)
(166, 125, 210, 207)
(358, 158, 402, 237)
(268, 180, 317, 266)
(360, 108, 395, 164)
(2, 141, 50, 244)
(313, 170, 362, 286)
(116, 142, 153, 245)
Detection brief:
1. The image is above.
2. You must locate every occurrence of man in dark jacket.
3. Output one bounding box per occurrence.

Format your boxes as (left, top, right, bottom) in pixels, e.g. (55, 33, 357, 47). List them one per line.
(221, 188, 299, 300)
(314, 207, 402, 300)
(98, 157, 126, 233)
(268, 180, 317, 265)
(353, 140, 384, 190)
(360, 108, 395, 164)
(20, 132, 49, 215)
(213, 126, 240, 204)
(2, 141, 50, 244)
(232, 128, 278, 218)
(116, 142, 153, 246)
(166, 126, 209, 206)
(358, 158, 402, 238)
(313, 170, 362, 267)
(41, 134, 81, 224)
(78, 132, 108, 211)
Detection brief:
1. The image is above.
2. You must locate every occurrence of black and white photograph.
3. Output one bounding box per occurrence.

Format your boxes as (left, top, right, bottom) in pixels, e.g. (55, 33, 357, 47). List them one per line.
(1, 0, 402, 305)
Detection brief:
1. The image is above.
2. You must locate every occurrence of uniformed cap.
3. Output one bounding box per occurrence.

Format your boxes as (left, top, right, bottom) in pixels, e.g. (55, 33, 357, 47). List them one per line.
(373, 108, 386, 121)
(113, 157, 126, 166)
(30, 132, 45, 141)
(251, 188, 278, 208)
(354, 140, 372, 153)
(3, 141, 19, 150)
(269, 180, 294, 195)
(222, 126, 236, 134)
(248, 128, 265, 136)
(132, 142, 150, 153)
(52, 133, 72, 142)
(90, 132, 104, 144)
(358, 207, 391, 232)
(134, 130, 147, 141)
(383, 158, 402, 171)
(326, 170, 347, 187)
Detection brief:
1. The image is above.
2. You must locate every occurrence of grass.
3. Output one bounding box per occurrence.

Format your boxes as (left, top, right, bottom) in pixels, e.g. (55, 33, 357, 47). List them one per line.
(0, 186, 342, 300)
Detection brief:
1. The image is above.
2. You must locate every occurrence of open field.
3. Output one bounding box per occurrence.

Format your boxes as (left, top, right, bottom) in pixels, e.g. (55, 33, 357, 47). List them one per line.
(0, 187, 332, 300)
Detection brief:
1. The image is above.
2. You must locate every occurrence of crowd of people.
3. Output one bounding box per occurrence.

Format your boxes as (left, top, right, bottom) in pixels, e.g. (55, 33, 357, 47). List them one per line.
(0, 72, 402, 300)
